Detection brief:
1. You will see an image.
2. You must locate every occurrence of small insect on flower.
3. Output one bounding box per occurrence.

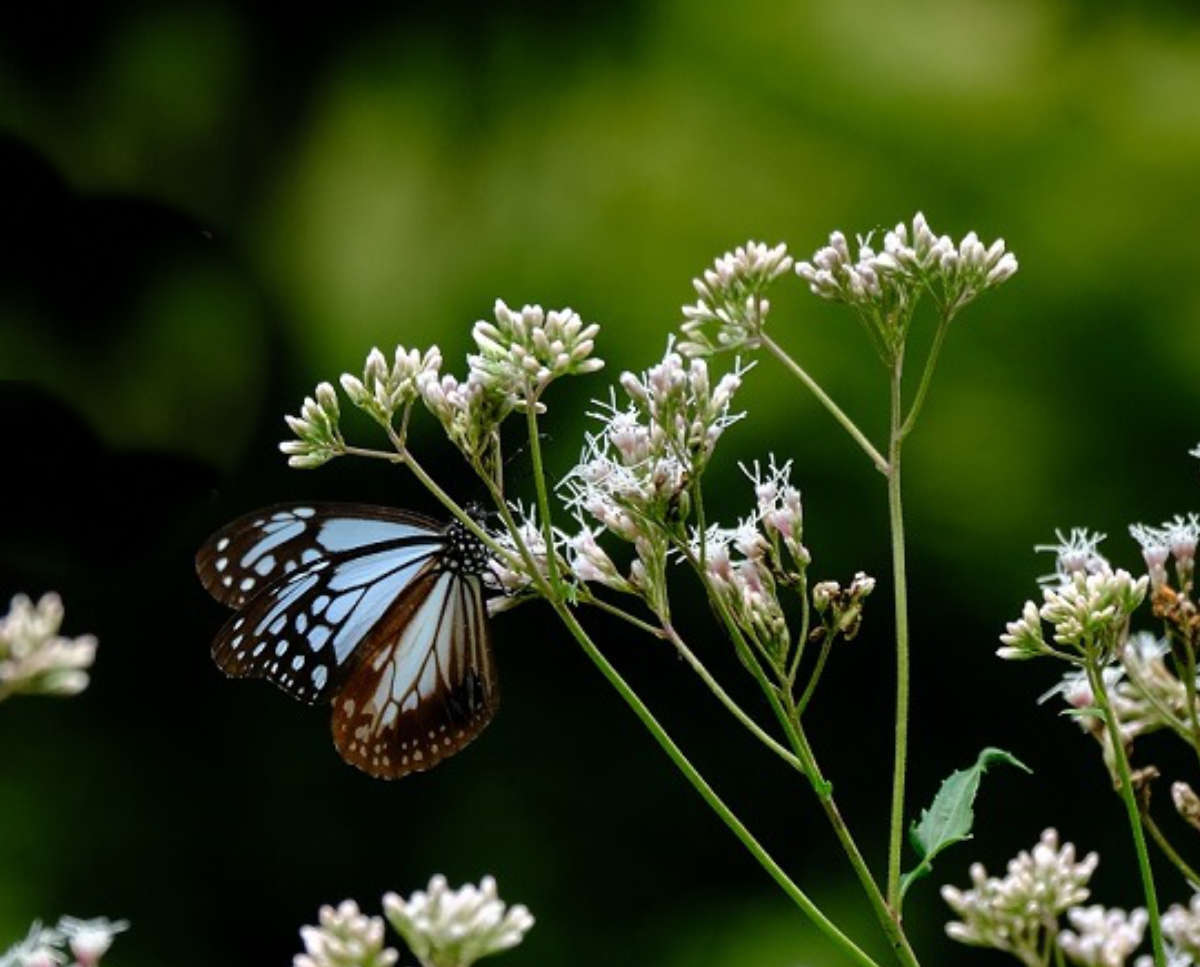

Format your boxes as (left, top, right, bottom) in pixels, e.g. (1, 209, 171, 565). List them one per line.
(196, 504, 499, 779)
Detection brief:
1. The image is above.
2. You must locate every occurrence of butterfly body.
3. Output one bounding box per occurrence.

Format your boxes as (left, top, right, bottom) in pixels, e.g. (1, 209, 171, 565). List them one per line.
(195, 504, 497, 779)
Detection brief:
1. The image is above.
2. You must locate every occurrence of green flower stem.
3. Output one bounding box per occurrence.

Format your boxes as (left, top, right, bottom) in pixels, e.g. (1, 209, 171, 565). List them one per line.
(688, 558, 920, 966)
(659, 622, 807, 773)
(1086, 657, 1167, 967)
(796, 633, 834, 716)
(1142, 807, 1200, 888)
(885, 359, 911, 911)
(1179, 639, 1200, 759)
(760, 333, 889, 475)
(383, 447, 515, 564)
(549, 601, 883, 967)
(897, 313, 951, 440)
(524, 396, 562, 589)
(578, 592, 668, 640)
(394, 463, 876, 964)
(785, 699, 923, 967)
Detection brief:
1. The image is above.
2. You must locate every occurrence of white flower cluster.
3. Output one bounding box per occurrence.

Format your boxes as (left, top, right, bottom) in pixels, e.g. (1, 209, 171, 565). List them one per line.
(1059, 906, 1148, 967)
(1039, 568, 1149, 650)
(419, 301, 602, 466)
(1147, 894, 1200, 964)
(1130, 514, 1199, 592)
(341, 346, 442, 429)
(469, 299, 602, 400)
(943, 829, 1098, 965)
(295, 901, 398, 967)
(383, 875, 534, 967)
(999, 531, 1148, 660)
(743, 456, 808, 567)
(695, 515, 789, 656)
(0, 594, 97, 701)
(559, 349, 750, 603)
(282, 300, 603, 472)
(1, 917, 127, 967)
(795, 213, 1017, 358)
(798, 213, 1017, 309)
(485, 503, 558, 600)
(678, 241, 793, 356)
(280, 382, 345, 468)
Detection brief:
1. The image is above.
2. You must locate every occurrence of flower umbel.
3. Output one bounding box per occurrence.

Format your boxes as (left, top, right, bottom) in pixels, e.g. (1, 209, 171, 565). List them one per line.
(341, 346, 442, 430)
(1058, 905, 1148, 967)
(0, 594, 97, 701)
(795, 212, 1017, 361)
(295, 901, 398, 967)
(678, 240, 793, 356)
(942, 829, 1098, 966)
(383, 875, 534, 967)
(280, 381, 345, 468)
(469, 300, 603, 403)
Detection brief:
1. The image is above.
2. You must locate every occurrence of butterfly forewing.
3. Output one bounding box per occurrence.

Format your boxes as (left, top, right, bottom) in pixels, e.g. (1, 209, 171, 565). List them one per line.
(196, 503, 445, 609)
(210, 544, 443, 704)
(331, 569, 497, 779)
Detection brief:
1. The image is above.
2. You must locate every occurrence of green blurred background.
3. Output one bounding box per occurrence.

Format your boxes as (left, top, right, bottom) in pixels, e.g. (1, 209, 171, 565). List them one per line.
(2, 1, 1200, 964)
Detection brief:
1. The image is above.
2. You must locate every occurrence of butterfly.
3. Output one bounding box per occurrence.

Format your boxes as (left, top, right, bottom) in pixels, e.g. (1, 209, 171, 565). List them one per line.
(195, 503, 498, 779)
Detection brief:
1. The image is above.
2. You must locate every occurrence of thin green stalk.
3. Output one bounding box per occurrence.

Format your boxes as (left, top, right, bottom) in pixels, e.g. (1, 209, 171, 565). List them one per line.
(796, 633, 834, 716)
(784, 695, 922, 967)
(885, 359, 911, 910)
(659, 622, 806, 773)
(579, 592, 667, 639)
(1142, 800, 1200, 888)
(1180, 640, 1200, 757)
(787, 573, 812, 687)
(525, 396, 562, 589)
(898, 313, 951, 440)
(394, 449, 515, 563)
(688, 556, 920, 966)
(1087, 658, 1167, 966)
(760, 333, 889, 475)
(550, 602, 882, 967)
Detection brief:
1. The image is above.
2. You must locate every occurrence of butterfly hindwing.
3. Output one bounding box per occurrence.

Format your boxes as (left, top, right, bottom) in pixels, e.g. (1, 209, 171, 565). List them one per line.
(196, 503, 445, 609)
(331, 568, 497, 779)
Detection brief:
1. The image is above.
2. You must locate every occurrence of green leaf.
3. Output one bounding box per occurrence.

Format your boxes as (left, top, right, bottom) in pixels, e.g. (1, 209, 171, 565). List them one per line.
(899, 747, 1031, 904)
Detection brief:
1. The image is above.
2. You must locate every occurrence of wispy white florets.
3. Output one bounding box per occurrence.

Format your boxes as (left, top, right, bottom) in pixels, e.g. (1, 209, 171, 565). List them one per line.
(1037, 528, 1111, 587)
(341, 346, 442, 428)
(942, 829, 1098, 964)
(294, 901, 398, 967)
(383, 875, 534, 967)
(679, 241, 793, 356)
(55, 920, 129, 967)
(560, 348, 750, 545)
(485, 503, 559, 600)
(1, 917, 128, 967)
(281, 381, 345, 468)
(740, 456, 809, 567)
(1131, 514, 1199, 591)
(0, 594, 97, 700)
(1058, 906, 1148, 967)
(469, 300, 603, 401)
